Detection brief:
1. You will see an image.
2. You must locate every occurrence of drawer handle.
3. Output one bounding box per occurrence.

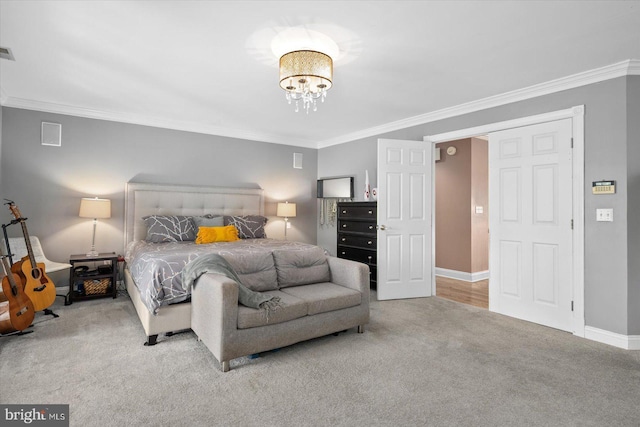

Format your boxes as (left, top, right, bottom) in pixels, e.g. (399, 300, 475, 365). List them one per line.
(341, 238, 346, 242)
(341, 251, 346, 255)
(342, 224, 347, 228)
(367, 241, 372, 245)
(367, 256, 372, 260)
(342, 210, 347, 214)
(368, 225, 374, 230)
(368, 210, 373, 215)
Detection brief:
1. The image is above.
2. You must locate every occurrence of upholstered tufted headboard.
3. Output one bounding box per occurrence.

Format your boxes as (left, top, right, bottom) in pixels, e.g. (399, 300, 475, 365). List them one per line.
(124, 182, 265, 247)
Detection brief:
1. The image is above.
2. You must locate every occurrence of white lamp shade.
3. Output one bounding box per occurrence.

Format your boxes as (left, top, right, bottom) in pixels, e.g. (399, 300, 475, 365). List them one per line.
(79, 198, 111, 219)
(277, 202, 296, 218)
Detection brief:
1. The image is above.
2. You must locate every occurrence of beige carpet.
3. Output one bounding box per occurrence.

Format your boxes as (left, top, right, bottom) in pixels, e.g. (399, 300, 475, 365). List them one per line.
(1, 291, 639, 426)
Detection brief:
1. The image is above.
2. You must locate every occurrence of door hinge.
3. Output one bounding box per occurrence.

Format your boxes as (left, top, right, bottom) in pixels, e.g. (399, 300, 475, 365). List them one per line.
(571, 138, 574, 148)
(571, 219, 574, 229)
(571, 301, 574, 312)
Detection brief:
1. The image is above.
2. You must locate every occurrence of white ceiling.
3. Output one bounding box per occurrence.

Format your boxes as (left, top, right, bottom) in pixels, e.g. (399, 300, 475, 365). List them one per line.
(1, 1, 639, 149)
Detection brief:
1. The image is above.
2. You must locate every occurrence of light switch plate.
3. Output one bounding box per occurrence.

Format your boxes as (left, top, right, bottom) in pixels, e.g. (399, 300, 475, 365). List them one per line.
(475, 206, 484, 214)
(596, 208, 613, 222)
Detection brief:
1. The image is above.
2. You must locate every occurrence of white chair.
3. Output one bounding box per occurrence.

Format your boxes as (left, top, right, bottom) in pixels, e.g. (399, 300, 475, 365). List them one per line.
(2, 236, 72, 273)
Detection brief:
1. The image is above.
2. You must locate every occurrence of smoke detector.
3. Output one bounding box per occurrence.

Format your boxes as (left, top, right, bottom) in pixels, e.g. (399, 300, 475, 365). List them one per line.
(0, 47, 15, 61)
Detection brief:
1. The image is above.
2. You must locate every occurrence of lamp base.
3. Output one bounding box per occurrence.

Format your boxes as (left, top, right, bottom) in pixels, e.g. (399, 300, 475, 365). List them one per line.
(86, 249, 99, 257)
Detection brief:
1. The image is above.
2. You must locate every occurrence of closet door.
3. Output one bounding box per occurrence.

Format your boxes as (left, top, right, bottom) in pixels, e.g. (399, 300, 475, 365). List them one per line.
(489, 119, 573, 332)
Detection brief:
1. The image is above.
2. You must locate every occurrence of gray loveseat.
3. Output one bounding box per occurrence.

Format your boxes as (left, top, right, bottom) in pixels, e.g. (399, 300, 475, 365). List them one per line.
(191, 246, 370, 371)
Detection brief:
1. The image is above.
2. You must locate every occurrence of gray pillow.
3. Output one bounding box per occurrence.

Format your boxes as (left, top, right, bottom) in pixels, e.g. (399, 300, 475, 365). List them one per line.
(272, 247, 331, 288)
(222, 252, 278, 292)
(192, 215, 224, 228)
(224, 215, 268, 239)
(143, 215, 196, 242)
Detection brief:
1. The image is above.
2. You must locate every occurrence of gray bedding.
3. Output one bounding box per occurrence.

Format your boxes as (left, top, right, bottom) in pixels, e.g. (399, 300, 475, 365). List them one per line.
(125, 238, 318, 314)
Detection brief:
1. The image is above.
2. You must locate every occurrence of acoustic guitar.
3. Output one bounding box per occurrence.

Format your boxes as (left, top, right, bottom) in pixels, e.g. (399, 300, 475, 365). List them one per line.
(0, 249, 35, 333)
(7, 202, 56, 311)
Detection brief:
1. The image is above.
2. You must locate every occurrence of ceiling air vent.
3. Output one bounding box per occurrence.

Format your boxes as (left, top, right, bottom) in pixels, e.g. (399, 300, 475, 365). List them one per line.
(0, 47, 15, 61)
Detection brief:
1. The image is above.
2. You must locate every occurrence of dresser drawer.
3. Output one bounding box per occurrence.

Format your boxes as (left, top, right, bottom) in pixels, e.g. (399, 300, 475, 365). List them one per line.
(338, 220, 377, 234)
(338, 234, 376, 249)
(337, 246, 376, 264)
(338, 205, 377, 219)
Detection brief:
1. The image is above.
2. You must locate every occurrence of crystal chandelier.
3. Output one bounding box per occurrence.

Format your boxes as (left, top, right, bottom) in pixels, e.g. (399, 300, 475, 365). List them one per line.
(279, 50, 333, 114)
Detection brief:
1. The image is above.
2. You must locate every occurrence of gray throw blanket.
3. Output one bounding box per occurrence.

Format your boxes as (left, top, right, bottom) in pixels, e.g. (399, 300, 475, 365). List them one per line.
(182, 253, 281, 311)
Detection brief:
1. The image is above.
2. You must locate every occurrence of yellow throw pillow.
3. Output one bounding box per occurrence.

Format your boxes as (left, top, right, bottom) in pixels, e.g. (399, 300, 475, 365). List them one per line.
(196, 225, 239, 244)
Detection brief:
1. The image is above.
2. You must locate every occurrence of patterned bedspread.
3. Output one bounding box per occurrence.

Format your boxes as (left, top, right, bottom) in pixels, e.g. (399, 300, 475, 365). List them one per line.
(125, 239, 317, 314)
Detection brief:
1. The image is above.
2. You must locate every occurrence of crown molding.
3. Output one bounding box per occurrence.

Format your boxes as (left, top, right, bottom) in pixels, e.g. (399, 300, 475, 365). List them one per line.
(628, 59, 640, 75)
(316, 59, 640, 148)
(0, 96, 318, 149)
(1, 60, 637, 149)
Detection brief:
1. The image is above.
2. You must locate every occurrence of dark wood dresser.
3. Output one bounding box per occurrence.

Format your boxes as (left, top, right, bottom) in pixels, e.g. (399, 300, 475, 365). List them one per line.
(337, 201, 377, 289)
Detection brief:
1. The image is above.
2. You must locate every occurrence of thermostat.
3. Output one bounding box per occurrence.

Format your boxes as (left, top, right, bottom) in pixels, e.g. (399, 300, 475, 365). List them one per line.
(592, 180, 616, 194)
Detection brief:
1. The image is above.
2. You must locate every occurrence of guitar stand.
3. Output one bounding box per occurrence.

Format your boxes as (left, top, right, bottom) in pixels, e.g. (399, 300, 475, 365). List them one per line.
(3, 218, 61, 321)
(42, 308, 59, 318)
(0, 324, 35, 338)
(0, 330, 35, 338)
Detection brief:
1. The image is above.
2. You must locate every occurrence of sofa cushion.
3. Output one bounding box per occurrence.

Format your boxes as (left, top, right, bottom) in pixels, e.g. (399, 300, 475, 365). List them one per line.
(222, 252, 278, 292)
(280, 283, 362, 315)
(237, 290, 307, 329)
(273, 247, 331, 288)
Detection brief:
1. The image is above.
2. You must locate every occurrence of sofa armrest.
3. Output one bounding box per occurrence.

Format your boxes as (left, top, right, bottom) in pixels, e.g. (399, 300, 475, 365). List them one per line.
(327, 256, 370, 296)
(190, 273, 240, 361)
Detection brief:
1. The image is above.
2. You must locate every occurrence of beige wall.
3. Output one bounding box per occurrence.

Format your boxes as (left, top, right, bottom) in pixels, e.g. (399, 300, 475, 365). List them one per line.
(435, 138, 488, 274)
(470, 137, 489, 272)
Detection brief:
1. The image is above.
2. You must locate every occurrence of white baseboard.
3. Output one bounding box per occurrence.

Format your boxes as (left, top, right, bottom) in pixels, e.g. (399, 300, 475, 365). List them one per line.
(435, 268, 489, 283)
(584, 326, 640, 350)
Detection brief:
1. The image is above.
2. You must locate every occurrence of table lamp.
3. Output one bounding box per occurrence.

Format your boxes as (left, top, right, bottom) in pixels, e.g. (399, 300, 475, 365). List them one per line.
(276, 201, 296, 239)
(79, 197, 111, 257)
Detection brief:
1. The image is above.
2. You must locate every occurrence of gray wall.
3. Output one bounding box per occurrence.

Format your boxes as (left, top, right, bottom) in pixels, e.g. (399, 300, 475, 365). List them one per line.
(317, 138, 377, 254)
(318, 76, 636, 335)
(0, 108, 318, 272)
(627, 75, 640, 333)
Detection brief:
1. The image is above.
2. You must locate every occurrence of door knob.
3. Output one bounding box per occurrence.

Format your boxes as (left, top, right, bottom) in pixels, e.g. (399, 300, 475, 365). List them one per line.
(377, 225, 386, 231)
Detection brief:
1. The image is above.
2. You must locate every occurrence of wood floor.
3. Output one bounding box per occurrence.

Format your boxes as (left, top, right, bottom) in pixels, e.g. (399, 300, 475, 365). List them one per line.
(436, 276, 489, 309)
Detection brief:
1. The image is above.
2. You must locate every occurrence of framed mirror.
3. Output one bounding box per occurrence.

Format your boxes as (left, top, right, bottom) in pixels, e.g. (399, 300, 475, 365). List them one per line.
(317, 177, 354, 199)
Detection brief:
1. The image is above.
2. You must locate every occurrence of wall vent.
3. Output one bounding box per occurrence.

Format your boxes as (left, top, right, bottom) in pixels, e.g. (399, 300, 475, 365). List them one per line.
(42, 122, 62, 147)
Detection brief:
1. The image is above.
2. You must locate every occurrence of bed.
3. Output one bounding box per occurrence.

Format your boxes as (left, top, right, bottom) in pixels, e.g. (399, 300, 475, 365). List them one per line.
(123, 182, 314, 345)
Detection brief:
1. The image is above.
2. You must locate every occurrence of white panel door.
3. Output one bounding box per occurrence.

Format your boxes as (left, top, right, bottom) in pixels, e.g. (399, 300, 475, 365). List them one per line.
(377, 139, 432, 300)
(489, 119, 573, 332)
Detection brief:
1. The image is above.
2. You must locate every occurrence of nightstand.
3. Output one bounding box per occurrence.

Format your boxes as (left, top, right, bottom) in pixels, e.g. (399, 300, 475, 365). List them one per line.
(66, 252, 118, 305)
